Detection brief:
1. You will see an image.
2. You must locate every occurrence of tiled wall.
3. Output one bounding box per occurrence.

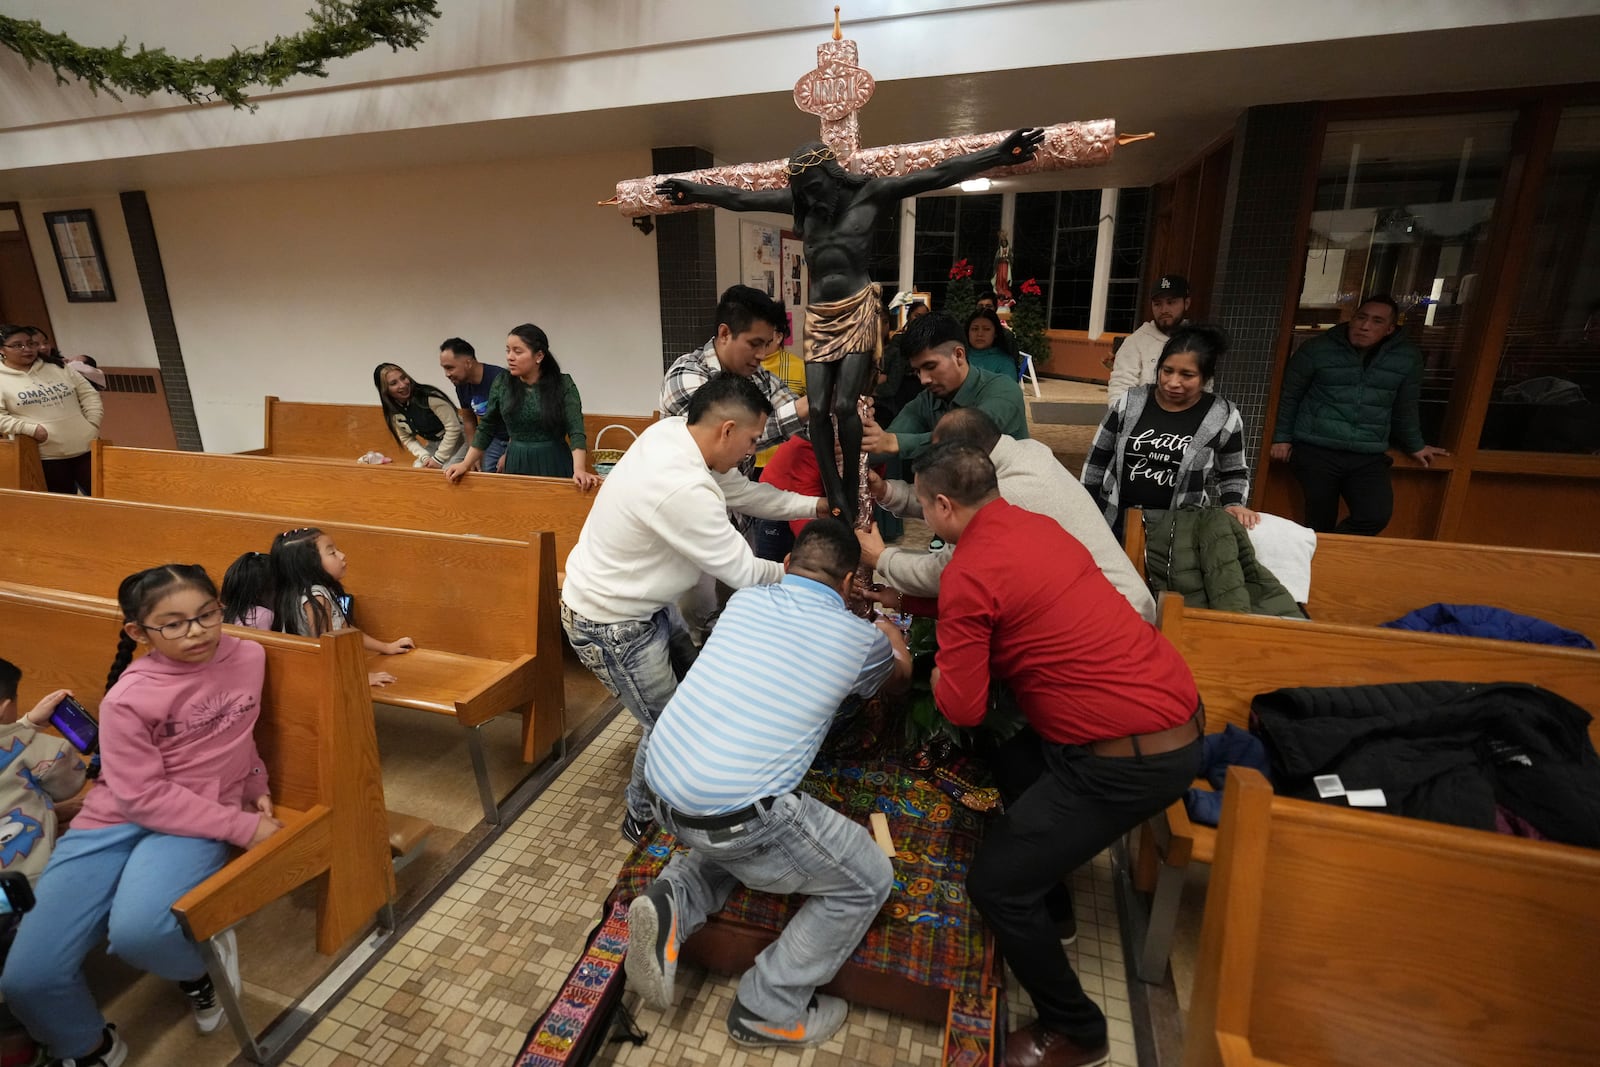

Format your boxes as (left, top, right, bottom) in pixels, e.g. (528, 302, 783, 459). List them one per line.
(120, 191, 203, 451)
(652, 147, 719, 371)
(1209, 103, 1319, 463)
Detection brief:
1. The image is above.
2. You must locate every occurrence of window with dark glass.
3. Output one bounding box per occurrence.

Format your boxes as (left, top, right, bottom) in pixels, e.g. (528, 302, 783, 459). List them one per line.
(1480, 105, 1600, 454)
(1299, 113, 1516, 444)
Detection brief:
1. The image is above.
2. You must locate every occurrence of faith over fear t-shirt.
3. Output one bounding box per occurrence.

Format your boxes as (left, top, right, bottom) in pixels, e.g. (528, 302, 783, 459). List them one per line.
(1118, 394, 1216, 512)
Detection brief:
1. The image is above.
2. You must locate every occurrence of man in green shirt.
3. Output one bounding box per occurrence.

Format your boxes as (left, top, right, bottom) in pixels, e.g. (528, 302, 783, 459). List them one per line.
(861, 312, 1029, 459)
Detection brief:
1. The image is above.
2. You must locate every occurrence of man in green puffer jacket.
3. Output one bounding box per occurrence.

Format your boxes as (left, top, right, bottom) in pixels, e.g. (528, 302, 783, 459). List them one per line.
(1270, 295, 1448, 535)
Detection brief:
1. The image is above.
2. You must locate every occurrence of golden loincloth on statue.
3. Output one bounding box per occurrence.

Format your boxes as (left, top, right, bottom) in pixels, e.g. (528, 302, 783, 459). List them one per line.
(804, 282, 883, 364)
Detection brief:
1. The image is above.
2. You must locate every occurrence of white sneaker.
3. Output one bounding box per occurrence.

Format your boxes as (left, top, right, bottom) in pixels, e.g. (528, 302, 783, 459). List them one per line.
(50, 1023, 128, 1066)
(179, 928, 240, 1034)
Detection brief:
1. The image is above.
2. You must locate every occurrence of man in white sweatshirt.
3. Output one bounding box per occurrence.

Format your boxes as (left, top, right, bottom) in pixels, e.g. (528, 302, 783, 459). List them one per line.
(1105, 274, 1192, 405)
(561, 374, 828, 844)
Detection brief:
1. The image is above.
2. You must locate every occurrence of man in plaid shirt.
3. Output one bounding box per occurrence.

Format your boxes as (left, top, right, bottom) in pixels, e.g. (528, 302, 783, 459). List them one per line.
(660, 285, 810, 454)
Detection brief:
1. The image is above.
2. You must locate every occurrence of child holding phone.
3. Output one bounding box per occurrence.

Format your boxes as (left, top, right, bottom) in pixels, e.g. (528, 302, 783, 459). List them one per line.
(0, 658, 88, 888)
(0, 565, 280, 1067)
(269, 527, 415, 688)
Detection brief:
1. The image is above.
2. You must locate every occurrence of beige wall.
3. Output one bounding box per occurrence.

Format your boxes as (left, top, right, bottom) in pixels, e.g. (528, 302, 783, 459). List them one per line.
(20, 194, 159, 367)
(147, 149, 662, 453)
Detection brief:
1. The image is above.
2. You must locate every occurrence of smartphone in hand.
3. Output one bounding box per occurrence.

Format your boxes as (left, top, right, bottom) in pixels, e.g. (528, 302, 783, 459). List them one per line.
(48, 696, 99, 754)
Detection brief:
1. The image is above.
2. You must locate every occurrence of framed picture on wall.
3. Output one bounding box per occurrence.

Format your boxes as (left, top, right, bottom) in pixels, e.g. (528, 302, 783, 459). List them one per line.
(740, 219, 781, 299)
(43, 209, 115, 302)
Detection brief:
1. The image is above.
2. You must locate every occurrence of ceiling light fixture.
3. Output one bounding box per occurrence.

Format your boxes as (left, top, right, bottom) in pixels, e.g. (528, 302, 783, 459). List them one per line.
(959, 178, 992, 193)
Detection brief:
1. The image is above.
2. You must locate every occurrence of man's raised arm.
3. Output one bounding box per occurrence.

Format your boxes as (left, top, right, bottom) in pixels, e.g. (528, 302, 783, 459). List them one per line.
(657, 178, 793, 214)
(865, 128, 1046, 203)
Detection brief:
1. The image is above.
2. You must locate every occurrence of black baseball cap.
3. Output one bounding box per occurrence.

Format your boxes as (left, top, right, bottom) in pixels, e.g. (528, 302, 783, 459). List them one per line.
(1154, 274, 1190, 298)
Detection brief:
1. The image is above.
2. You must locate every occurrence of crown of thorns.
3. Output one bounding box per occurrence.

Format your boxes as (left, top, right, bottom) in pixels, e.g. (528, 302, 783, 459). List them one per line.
(786, 146, 838, 174)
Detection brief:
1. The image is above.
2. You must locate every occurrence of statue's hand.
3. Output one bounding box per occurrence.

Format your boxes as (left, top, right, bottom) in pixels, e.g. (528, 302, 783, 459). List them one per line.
(998, 127, 1046, 165)
(656, 178, 695, 203)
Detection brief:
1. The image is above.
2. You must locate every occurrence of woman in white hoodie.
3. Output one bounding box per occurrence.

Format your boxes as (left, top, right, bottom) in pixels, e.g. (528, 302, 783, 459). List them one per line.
(0, 324, 103, 494)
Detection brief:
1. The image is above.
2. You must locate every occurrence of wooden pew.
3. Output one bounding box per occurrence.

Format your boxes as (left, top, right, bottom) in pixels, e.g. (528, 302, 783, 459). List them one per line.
(0, 489, 565, 822)
(260, 395, 655, 470)
(1184, 767, 1600, 1067)
(1123, 506, 1600, 641)
(1134, 592, 1600, 983)
(0, 433, 47, 492)
(0, 583, 390, 1063)
(91, 441, 594, 572)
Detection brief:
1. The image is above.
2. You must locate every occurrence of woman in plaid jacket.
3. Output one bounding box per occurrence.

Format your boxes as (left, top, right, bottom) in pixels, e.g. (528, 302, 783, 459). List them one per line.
(1080, 325, 1257, 542)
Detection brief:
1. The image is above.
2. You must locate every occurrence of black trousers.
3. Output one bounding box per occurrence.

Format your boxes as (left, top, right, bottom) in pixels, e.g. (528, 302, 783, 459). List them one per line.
(1289, 442, 1393, 536)
(41, 452, 92, 495)
(969, 728, 1200, 1044)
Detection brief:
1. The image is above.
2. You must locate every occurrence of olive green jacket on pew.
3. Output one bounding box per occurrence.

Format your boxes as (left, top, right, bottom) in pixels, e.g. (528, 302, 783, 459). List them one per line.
(1141, 507, 1306, 619)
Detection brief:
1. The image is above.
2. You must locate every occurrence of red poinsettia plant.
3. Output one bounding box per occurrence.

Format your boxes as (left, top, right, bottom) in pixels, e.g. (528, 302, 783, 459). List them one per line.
(945, 259, 978, 323)
(1010, 277, 1048, 364)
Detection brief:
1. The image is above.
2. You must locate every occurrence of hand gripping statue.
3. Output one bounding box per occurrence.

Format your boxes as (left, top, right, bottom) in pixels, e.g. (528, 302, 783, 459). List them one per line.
(657, 128, 1045, 524)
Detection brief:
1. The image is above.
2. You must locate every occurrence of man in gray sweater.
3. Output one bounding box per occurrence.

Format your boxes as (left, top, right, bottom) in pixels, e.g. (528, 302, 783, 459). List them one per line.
(856, 408, 1155, 623)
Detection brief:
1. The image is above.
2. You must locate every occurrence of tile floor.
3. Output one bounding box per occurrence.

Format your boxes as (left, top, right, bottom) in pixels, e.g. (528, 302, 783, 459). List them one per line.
(285, 712, 1141, 1067)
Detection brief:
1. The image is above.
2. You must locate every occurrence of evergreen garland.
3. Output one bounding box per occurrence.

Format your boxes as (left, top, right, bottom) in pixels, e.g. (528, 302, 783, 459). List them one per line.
(0, 0, 440, 109)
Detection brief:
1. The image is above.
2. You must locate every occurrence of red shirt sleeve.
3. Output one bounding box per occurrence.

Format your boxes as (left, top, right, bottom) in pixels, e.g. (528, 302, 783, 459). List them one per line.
(932, 560, 994, 728)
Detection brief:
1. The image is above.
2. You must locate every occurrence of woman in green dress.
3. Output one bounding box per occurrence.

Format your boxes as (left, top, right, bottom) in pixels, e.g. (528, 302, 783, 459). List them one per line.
(444, 323, 600, 490)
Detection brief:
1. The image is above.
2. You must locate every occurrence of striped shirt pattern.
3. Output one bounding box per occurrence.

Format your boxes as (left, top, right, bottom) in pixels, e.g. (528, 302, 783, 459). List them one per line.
(647, 575, 895, 816)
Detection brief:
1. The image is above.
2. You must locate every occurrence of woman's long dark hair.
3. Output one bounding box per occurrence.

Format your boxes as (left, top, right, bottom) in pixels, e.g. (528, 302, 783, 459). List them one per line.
(108, 564, 218, 692)
(965, 307, 1020, 375)
(373, 362, 455, 447)
(270, 528, 351, 636)
(221, 551, 276, 625)
(504, 324, 569, 438)
(27, 328, 64, 368)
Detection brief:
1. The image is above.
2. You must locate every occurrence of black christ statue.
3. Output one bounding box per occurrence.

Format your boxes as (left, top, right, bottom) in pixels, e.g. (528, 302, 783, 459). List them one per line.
(657, 128, 1044, 525)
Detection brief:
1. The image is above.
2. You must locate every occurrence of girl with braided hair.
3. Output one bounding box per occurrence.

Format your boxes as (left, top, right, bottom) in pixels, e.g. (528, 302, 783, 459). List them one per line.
(1, 564, 280, 1066)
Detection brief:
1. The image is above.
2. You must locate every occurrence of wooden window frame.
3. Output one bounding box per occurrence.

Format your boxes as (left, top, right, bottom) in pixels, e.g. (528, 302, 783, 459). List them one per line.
(1257, 82, 1600, 541)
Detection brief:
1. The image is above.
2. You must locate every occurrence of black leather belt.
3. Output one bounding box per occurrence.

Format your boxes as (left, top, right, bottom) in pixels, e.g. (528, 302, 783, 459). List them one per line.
(666, 793, 790, 831)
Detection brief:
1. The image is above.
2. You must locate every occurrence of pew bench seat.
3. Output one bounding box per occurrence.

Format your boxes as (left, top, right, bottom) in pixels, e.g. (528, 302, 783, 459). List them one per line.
(369, 649, 543, 821)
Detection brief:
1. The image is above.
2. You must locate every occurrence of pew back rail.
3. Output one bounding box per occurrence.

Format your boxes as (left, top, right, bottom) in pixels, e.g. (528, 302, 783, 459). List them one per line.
(1183, 767, 1600, 1067)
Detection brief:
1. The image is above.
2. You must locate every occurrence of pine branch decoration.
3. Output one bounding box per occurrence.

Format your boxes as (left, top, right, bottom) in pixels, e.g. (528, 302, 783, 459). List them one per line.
(0, 0, 440, 110)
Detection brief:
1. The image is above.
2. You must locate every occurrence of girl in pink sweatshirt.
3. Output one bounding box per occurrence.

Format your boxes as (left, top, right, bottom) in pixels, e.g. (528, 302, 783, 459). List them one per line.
(0, 564, 281, 1067)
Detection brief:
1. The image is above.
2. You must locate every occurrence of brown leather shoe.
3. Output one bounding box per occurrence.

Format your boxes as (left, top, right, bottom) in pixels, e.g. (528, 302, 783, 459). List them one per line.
(1004, 1021, 1110, 1067)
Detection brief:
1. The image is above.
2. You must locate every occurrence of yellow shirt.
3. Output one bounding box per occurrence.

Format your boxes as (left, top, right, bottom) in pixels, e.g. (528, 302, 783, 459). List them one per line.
(756, 346, 807, 467)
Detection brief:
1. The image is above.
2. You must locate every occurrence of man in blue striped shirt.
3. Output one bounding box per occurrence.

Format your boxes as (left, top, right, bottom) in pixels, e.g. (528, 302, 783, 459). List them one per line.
(627, 519, 911, 1050)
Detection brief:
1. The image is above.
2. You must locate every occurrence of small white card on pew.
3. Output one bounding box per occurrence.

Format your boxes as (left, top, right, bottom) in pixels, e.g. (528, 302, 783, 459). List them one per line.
(1345, 788, 1388, 808)
(1314, 774, 1345, 799)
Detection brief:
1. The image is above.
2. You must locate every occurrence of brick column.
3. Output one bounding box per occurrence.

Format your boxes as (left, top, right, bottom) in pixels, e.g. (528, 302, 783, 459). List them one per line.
(651, 147, 720, 371)
(1208, 103, 1320, 463)
(119, 191, 203, 451)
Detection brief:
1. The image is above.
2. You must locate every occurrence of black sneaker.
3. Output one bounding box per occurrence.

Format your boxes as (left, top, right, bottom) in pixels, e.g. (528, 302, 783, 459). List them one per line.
(621, 811, 654, 846)
(625, 881, 679, 1008)
(49, 1024, 128, 1066)
(727, 993, 848, 1048)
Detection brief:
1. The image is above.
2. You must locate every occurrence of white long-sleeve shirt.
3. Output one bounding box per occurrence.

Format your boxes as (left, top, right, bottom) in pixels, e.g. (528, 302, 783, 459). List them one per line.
(561, 417, 822, 624)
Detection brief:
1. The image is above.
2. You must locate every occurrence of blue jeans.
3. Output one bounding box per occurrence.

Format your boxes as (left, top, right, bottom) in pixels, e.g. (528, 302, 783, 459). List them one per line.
(481, 436, 509, 473)
(561, 602, 698, 822)
(1, 824, 229, 1059)
(652, 792, 892, 1023)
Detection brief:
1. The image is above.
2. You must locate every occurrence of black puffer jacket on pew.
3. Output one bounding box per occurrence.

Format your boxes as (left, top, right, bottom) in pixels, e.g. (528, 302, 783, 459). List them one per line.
(1251, 681, 1600, 848)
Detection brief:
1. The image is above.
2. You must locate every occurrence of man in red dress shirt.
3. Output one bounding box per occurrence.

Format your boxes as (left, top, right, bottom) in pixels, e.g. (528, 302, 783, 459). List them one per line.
(916, 443, 1202, 1067)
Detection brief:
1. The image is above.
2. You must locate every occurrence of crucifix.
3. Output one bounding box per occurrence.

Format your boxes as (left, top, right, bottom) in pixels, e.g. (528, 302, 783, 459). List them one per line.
(606, 7, 1144, 530)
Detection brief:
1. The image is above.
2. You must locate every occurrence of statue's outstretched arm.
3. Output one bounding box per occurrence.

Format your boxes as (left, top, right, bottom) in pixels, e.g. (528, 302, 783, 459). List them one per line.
(867, 128, 1047, 202)
(656, 178, 793, 214)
